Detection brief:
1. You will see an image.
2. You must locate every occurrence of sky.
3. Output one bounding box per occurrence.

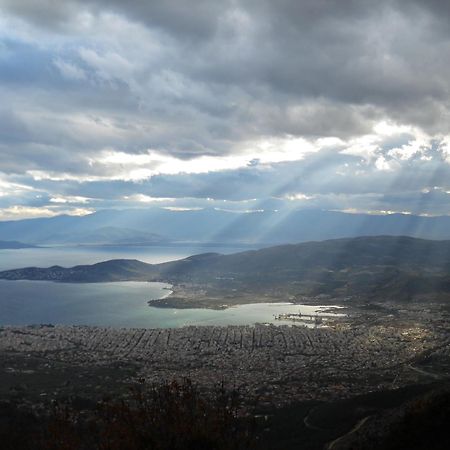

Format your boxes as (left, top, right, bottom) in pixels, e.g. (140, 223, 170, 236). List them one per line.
(0, 0, 450, 220)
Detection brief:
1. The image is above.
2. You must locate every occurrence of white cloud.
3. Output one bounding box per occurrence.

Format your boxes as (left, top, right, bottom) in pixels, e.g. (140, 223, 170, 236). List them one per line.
(284, 193, 314, 201)
(87, 137, 317, 182)
(79, 47, 133, 83)
(374, 156, 393, 171)
(162, 206, 203, 211)
(0, 177, 34, 196)
(122, 194, 175, 203)
(49, 195, 91, 204)
(0, 205, 94, 220)
(92, 150, 251, 180)
(54, 58, 86, 80)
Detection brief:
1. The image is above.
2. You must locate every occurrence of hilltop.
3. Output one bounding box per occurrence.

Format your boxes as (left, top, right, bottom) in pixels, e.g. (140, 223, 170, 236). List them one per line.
(1, 236, 449, 307)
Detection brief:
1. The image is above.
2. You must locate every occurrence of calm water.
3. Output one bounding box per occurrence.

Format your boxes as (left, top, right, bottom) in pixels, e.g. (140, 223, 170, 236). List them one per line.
(0, 280, 342, 328)
(0, 246, 344, 328)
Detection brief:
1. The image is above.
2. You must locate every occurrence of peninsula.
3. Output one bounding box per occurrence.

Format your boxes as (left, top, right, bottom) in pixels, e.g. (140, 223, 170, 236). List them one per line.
(1, 236, 449, 309)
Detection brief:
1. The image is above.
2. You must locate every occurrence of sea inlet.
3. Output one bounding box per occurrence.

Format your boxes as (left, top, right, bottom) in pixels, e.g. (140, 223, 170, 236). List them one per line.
(0, 280, 344, 328)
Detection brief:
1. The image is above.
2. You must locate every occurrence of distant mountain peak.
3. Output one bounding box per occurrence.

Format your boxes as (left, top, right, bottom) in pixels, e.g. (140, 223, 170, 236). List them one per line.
(0, 208, 450, 245)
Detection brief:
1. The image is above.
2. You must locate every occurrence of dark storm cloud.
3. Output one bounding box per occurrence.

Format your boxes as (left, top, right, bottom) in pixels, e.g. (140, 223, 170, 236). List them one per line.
(3, 0, 450, 134)
(1, 0, 450, 217)
(1, 0, 227, 38)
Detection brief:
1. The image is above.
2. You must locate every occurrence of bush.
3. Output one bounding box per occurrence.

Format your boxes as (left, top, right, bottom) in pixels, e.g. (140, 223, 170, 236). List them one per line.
(3, 379, 259, 450)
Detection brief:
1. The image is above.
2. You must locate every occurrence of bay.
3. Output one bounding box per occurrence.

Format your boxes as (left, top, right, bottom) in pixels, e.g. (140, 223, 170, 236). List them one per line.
(0, 280, 343, 328)
(0, 245, 344, 328)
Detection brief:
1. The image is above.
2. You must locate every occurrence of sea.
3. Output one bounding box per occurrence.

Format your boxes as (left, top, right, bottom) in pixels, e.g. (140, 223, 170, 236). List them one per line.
(0, 245, 344, 328)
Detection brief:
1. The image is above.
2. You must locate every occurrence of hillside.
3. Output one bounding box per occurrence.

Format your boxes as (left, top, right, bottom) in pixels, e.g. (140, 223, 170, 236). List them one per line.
(0, 240, 38, 249)
(1, 236, 449, 304)
(0, 259, 153, 282)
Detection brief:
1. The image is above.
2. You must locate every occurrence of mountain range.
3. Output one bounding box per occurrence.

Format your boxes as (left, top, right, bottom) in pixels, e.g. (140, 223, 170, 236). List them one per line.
(1, 208, 450, 246)
(0, 240, 38, 249)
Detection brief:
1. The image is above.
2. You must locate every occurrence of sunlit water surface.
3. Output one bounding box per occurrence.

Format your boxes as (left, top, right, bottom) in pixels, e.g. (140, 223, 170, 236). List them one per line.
(0, 280, 343, 328)
(0, 246, 344, 328)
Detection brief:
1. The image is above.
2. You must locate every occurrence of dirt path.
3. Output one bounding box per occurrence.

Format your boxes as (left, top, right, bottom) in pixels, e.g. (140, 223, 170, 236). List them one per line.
(325, 415, 372, 450)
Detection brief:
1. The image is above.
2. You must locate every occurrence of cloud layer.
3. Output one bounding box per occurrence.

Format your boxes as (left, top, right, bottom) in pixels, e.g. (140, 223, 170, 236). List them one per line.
(0, 0, 450, 219)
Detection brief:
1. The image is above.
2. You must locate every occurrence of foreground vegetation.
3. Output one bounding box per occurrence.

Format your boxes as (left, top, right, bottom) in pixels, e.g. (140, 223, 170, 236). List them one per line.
(0, 380, 258, 450)
(1, 379, 449, 450)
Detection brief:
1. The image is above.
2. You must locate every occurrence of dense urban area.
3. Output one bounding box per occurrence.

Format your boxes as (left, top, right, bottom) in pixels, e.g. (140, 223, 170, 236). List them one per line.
(1, 308, 449, 409)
